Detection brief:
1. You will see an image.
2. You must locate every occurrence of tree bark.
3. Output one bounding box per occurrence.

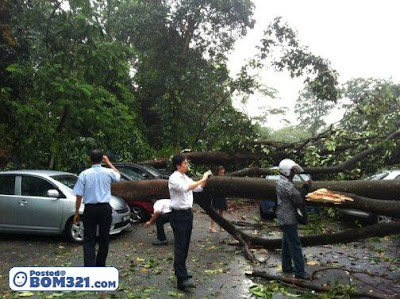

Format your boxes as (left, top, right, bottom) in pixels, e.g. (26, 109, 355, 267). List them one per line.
(112, 177, 400, 214)
(112, 179, 169, 201)
(140, 129, 400, 174)
(112, 177, 400, 260)
(246, 222, 400, 250)
(246, 271, 389, 299)
(195, 193, 400, 250)
(140, 151, 260, 168)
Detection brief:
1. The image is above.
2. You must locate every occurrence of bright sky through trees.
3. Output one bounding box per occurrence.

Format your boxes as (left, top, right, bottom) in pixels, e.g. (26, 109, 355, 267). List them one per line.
(229, 0, 400, 129)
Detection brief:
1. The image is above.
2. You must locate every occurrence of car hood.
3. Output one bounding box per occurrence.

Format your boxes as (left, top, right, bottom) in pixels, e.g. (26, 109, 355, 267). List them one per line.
(109, 195, 128, 211)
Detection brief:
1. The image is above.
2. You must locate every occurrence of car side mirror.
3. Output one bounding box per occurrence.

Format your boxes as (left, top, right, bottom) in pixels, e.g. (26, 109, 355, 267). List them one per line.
(47, 189, 60, 198)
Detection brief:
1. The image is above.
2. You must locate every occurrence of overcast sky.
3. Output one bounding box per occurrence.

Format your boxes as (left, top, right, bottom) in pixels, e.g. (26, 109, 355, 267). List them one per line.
(228, 0, 400, 130)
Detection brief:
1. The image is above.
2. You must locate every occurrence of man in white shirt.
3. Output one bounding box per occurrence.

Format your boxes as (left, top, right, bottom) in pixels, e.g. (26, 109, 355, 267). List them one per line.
(168, 153, 211, 291)
(143, 199, 171, 245)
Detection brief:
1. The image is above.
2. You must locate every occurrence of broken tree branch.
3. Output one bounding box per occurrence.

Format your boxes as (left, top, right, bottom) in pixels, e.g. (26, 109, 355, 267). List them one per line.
(246, 271, 391, 299)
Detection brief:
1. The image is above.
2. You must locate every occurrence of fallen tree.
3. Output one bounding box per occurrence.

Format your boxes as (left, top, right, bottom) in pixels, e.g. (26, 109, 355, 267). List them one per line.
(196, 195, 400, 250)
(112, 177, 400, 213)
(139, 151, 260, 169)
(114, 130, 400, 262)
(111, 176, 400, 262)
(230, 129, 400, 177)
(246, 271, 393, 299)
(140, 130, 400, 173)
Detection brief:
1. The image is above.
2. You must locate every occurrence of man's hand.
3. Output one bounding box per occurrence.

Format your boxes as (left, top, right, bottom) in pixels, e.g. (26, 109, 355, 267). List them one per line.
(202, 170, 212, 180)
(73, 213, 80, 225)
(102, 155, 111, 165)
(103, 155, 120, 174)
(143, 221, 151, 228)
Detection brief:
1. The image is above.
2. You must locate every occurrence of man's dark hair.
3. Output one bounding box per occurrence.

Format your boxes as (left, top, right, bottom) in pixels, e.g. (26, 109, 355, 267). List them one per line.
(216, 165, 225, 174)
(172, 153, 186, 170)
(90, 149, 103, 164)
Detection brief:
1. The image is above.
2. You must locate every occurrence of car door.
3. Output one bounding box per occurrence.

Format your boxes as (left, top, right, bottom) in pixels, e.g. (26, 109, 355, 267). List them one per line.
(15, 175, 63, 232)
(0, 174, 18, 229)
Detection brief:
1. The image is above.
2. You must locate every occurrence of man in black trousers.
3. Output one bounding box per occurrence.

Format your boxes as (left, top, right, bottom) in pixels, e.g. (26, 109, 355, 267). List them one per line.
(143, 199, 172, 245)
(73, 149, 120, 266)
(168, 153, 211, 291)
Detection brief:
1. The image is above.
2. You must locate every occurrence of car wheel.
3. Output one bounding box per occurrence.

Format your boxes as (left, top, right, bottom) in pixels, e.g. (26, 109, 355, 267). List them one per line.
(130, 205, 149, 223)
(65, 218, 84, 243)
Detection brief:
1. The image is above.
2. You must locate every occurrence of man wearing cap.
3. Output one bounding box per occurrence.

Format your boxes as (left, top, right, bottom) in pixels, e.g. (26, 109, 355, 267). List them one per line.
(143, 199, 172, 245)
(276, 158, 311, 280)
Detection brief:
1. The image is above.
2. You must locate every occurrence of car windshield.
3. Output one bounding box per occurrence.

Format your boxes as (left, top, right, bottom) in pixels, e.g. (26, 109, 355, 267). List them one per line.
(118, 167, 147, 180)
(366, 172, 389, 180)
(141, 164, 163, 178)
(50, 174, 78, 189)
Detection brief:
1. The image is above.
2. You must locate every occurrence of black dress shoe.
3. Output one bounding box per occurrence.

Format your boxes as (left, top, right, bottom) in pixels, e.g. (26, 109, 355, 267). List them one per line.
(295, 273, 311, 280)
(177, 279, 196, 290)
(282, 269, 294, 274)
(152, 240, 168, 246)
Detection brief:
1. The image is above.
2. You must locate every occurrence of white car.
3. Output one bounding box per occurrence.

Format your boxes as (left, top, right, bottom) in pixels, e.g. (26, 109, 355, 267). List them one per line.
(339, 170, 400, 223)
(0, 170, 131, 242)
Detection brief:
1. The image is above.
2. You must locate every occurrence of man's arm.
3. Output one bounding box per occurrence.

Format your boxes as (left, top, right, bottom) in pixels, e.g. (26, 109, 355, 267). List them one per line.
(103, 155, 119, 174)
(143, 211, 161, 227)
(188, 170, 212, 191)
(73, 195, 83, 224)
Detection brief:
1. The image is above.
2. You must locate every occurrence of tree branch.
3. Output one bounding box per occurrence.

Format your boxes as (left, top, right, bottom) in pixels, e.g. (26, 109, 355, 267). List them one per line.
(304, 129, 400, 174)
(246, 271, 391, 299)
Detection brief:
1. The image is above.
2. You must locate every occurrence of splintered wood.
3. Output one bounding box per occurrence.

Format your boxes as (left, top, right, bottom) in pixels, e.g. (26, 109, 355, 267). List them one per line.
(306, 188, 354, 204)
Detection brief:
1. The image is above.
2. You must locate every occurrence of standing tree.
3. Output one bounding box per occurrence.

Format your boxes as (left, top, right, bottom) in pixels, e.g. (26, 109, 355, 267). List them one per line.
(295, 87, 335, 136)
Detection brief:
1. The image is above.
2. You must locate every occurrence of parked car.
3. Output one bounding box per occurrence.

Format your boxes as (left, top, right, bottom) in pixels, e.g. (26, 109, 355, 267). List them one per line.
(0, 170, 131, 242)
(260, 173, 314, 220)
(110, 162, 170, 181)
(339, 170, 400, 223)
(103, 162, 170, 223)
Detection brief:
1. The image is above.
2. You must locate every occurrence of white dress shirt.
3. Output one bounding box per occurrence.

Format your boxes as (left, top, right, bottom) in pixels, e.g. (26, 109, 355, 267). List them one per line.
(153, 199, 172, 214)
(168, 171, 203, 210)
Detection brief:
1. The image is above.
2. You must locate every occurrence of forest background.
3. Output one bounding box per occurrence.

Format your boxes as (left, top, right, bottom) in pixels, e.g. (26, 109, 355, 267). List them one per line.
(1, 0, 400, 180)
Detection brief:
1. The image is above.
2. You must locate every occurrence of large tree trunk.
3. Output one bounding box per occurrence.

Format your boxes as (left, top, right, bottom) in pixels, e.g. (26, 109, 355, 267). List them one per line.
(112, 177, 400, 214)
(140, 151, 260, 168)
(111, 177, 400, 261)
(196, 195, 400, 248)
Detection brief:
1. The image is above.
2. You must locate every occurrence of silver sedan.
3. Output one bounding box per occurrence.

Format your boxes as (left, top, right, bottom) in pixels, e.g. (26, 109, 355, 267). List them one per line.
(0, 170, 131, 242)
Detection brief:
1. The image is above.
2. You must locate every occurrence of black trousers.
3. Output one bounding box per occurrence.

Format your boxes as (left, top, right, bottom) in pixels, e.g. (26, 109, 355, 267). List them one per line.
(83, 203, 112, 267)
(156, 212, 170, 241)
(169, 209, 193, 283)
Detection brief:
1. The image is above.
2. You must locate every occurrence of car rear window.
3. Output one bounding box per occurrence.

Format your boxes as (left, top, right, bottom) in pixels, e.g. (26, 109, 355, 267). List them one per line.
(0, 175, 15, 195)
